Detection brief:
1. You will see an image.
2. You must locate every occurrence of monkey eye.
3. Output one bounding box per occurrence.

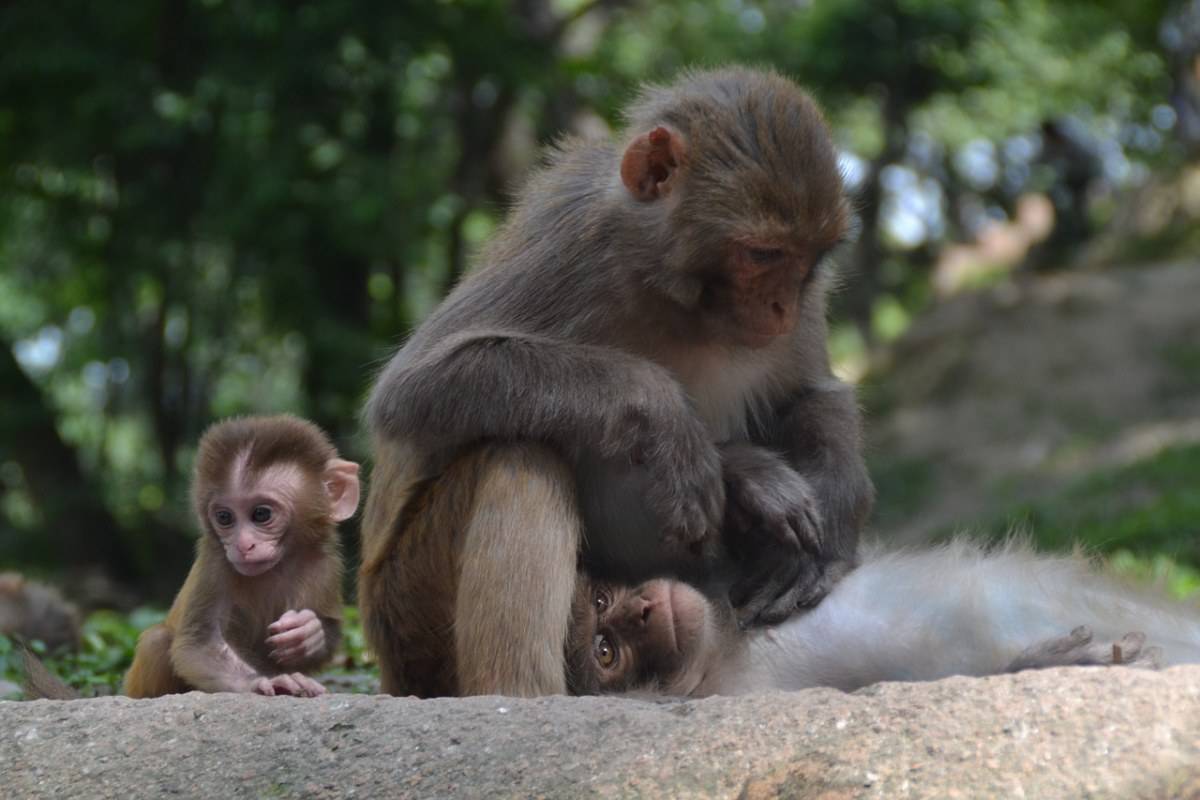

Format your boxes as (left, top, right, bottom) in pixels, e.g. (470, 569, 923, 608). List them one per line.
(594, 589, 611, 614)
(251, 505, 273, 524)
(746, 246, 785, 265)
(213, 508, 235, 528)
(594, 634, 618, 669)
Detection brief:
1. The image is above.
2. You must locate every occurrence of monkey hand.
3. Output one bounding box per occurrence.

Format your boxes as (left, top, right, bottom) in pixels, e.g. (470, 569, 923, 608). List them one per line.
(266, 608, 327, 668)
(249, 672, 327, 697)
(603, 384, 725, 547)
(1005, 627, 1163, 673)
(721, 444, 832, 628)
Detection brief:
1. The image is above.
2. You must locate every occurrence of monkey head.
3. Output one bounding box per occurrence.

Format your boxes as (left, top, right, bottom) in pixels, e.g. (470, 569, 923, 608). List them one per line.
(566, 572, 735, 696)
(618, 68, 850, 348)
(192, 416, 360, 577)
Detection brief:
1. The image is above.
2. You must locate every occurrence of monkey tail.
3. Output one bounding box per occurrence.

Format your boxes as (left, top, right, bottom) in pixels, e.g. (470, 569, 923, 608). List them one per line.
(359, 439, 433, 576)
(18, 641, 80, 700)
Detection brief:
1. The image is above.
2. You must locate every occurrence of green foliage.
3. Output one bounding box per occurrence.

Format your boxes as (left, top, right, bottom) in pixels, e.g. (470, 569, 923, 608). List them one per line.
(1107, 550, 1200, 600)
(1, 607, 165, 696)
(330, 604, 378, 676)
(1, 604, 376, 697)
(870, 454, 938, 531)
(984, 444, 1200, 576)
(0, 0, 1190, 594)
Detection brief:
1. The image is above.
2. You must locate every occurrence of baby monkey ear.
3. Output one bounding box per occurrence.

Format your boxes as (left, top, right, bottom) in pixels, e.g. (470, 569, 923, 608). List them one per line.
(323, 459, 361, 522)
(620, 125, 688, 202)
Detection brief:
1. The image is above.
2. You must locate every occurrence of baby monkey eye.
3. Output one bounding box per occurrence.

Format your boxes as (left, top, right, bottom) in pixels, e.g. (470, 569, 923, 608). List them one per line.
(214, 508, 235, 528)
(593, 589, 611, 614)
(594, 634, 618, 669)
(251, 505, 273, 524)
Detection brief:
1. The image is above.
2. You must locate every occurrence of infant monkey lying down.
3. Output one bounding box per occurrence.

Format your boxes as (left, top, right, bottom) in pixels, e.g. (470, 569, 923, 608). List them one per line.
(566, 540, 1200, 696)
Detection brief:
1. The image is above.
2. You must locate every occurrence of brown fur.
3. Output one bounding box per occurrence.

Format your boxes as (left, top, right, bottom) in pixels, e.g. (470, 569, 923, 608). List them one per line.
(360, 443, 579, 697)
(124, 415, 347, 698)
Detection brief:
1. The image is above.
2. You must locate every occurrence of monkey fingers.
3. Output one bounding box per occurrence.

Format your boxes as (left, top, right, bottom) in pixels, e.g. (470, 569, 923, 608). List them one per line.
(284, 672, 327, 697)
(266, 608, 325, 665)
(249, 676, 278, 696)
(731, 552, 824, 629)
(253, 672, 326, 697)
(1006, 627, 1163, 672)
(721, 445, 824, 557)
(726, 515, 813, 629)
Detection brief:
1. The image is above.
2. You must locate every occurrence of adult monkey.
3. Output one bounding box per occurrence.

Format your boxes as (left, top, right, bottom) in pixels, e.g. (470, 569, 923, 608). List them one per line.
(360, 68, 873, 697)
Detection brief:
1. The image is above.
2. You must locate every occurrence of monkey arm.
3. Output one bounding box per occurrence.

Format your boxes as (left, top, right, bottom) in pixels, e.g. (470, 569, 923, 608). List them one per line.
(370, 331, 690, 455)
(367, 330, 724, 543)
(167, 569, 265, 693)
(723, 379, 873, 626)
(770, 379, 874, 565)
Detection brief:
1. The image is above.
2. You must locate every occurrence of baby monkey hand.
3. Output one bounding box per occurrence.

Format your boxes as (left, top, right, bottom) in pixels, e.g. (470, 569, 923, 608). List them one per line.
(266, 608, 327, 668)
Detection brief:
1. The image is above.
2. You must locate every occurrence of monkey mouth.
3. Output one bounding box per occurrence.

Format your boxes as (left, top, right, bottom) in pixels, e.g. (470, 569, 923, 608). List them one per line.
(234, 558, 279, 577)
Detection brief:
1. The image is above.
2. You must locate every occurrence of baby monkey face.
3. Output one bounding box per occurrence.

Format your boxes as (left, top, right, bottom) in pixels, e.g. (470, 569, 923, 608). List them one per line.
(569, 575, 727, 696)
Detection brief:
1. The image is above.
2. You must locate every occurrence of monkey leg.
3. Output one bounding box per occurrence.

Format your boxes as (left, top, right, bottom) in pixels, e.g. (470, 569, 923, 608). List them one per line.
(361, 442, 581, 697)
(123, 624, 190, 698)
(454, 443, 582, 696)
(361, 446, 475, 697)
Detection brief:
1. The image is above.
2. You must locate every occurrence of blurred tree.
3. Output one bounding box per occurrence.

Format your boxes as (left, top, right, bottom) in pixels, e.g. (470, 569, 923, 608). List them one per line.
(0, 0, 1188, 598)
(0, 0, 636, 597)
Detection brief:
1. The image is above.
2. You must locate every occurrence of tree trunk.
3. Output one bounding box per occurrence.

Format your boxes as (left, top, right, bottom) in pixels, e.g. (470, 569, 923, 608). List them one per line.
(0, 339, 136, 581)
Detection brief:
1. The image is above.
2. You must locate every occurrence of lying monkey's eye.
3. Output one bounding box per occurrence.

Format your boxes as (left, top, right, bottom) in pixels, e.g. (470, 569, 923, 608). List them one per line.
(251, 505, 273, 524)
(595, 634, 618, 669)
(594, 589, 611, 614)
(747, 247, 784, 265)
(214, 508, 235, 528)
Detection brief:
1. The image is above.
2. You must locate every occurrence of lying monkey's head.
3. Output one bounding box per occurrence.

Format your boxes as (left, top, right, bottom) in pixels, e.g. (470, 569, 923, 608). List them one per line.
(566, 572, 737, 696)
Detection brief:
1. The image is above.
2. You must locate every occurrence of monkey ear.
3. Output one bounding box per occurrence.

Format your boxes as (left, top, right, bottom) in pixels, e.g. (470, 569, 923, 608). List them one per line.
(620, 125, 687, 202)
(323, 459, 361, 522)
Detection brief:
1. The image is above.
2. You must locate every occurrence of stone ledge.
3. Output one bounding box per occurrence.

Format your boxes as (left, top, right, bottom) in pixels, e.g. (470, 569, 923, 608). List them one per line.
(5, 666, 1200, 799)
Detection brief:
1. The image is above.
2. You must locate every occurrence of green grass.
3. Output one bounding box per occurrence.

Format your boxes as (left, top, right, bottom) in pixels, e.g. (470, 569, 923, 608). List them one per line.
(1159, 340, 1200, 400)
(2, 604, 377, 698)
(869, 454, 938, 530)
(977, 442, 1200, 597)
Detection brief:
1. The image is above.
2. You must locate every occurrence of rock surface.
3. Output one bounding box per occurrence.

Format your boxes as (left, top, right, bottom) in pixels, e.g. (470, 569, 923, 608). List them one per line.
(5, 666, 1200, 799)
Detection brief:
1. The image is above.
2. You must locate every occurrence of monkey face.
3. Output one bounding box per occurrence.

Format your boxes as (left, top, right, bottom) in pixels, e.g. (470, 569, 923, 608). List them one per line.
(206, 463, 306, 576)
(208, 497, 289, 576)
(569, 575, 724, 695)
(620, 70, 849, 349)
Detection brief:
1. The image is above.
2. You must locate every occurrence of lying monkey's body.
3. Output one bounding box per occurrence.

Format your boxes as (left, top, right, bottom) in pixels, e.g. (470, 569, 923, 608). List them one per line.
(719, 542, 1197, 694)
(571, 540, 1199, 697)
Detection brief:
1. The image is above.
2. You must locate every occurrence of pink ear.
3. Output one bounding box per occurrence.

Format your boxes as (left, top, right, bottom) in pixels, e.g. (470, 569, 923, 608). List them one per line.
(620, 125, 686, 202)
(323, 459, 361, 522)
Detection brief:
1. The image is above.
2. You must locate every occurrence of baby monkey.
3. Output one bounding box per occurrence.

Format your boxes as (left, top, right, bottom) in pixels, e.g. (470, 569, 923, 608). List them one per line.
(568, 540, 1200, 697)
(122, 415, 359, 698)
